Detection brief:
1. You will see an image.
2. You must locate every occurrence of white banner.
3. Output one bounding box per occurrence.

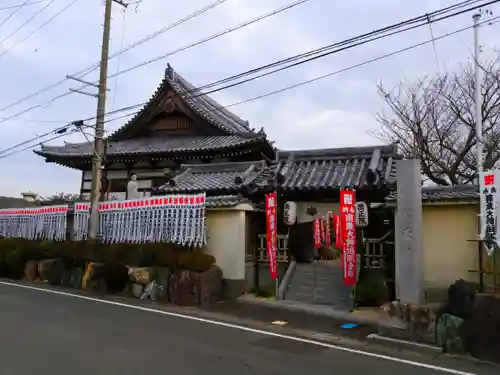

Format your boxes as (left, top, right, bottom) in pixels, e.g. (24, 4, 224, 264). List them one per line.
(0, 194, 207, 247)
(479, 170, 500, 255)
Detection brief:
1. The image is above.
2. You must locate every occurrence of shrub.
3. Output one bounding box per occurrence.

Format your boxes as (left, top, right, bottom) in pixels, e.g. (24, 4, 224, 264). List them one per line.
(4, 249, 25, 279)
(177, 251, 215, 272)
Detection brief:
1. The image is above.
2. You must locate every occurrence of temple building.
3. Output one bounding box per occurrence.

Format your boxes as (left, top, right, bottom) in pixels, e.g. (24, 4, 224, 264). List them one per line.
(35, 64, 400, 302)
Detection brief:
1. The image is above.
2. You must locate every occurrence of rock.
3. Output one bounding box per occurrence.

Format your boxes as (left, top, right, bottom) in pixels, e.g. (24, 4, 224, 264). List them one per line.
(38, 259, 63, 285)
(169, 267, 223, 307)
(60, 268, 72, 288)
(199, 266, 223, 308)
(81, 262, 107, 292)
(464, 294, 500, 363)
(24, 260, 39, 282)
(154, 267, 170, 302)
(408, 303, 440, 344)
(104, 263, 129, 294)
(130, 267, 155, 285)
(169, 270, 200, 306)
(130, 283, 144, 298)
(436, 313, 466, 354)
(69, 268, 84, 289)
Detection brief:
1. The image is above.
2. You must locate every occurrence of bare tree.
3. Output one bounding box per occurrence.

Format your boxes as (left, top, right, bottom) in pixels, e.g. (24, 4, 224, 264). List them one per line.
(377, 53, 500, 185)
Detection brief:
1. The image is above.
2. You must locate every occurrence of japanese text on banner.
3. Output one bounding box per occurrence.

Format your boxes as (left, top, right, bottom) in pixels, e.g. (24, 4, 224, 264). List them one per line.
(340, 190, 357, 286)
(313, 217, 322, 249)
(265, 192, 278, 280)
(480, 171, 500, 255)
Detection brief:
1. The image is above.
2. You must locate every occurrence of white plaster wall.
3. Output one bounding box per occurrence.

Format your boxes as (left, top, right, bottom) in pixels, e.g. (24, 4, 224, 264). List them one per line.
(205, 209, 246, 280)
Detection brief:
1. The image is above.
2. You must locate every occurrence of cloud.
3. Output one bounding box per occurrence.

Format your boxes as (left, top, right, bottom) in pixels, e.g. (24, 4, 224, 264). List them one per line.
(0, 0, 499, 197)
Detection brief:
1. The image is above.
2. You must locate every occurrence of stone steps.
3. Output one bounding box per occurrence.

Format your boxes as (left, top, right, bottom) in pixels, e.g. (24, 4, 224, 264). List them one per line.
(284, 262, 353, 308)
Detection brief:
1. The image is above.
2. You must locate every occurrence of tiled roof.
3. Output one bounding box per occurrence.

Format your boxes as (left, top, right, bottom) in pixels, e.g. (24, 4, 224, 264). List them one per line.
(110, 64, 259, 140)
(34, 135, 263, 158)
(387, 184, 479, 202)
(275, 144, 399, 191)
(206, 195, 249, 208)
(158, 160, 269, 194)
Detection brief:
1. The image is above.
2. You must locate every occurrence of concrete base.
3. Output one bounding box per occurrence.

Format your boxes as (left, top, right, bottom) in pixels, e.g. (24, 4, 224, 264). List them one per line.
(223, 279, 246, 300)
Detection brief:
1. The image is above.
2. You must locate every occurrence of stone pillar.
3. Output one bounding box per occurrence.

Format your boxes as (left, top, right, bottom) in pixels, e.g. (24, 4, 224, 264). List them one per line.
(395, 159, 423, 304)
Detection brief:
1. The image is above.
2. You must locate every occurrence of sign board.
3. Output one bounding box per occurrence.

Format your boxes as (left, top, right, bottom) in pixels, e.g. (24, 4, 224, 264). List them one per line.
(355, 201, 369, 227)
(340, 190, 357, 286)
(480, 170, 500, 255)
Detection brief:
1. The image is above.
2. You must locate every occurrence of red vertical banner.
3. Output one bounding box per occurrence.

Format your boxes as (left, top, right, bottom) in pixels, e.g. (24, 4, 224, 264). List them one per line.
(325, 212, 332, 247)
(313, 217, 322, 248)
(334, 214, 342, 249)
(265, 192, 277, 280)
(340, 190, 357, 286)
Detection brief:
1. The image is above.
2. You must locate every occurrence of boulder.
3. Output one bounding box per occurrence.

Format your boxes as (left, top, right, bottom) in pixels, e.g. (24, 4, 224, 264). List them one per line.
(169, 267, 223, 307)
(464, 294, 500, 363)
(130, 283, 144, 298)
(81, 262, 107, 292)
(169, 270, 200, 306)
(154, 267, 170, 302)
(129, 267, 155, 285)
(199, 266, 223, 308)
(38, 259, 63, 285)
(104, 263, 129, 294)
(436, 314, 466, 354)
(69, 268, 84, 289)
(24, 260, 39, 282)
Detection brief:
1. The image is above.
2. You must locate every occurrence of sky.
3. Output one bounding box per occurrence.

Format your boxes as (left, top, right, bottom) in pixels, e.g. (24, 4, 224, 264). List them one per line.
(0, 0, 498, 197)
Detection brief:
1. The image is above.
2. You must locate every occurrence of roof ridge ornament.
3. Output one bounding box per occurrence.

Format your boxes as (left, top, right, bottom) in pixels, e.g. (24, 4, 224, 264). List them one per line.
(165, 63, 176, 81)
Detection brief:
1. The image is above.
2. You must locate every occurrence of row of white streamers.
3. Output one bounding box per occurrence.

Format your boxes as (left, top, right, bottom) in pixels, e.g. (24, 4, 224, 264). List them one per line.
(73, 194, 207, 246)
(0, 206, 68, 241)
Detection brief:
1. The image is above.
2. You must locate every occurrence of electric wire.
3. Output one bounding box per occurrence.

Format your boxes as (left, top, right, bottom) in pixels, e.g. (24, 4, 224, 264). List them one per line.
(0, 1, 49, 12)
(0, 0, 56, 46)
(0, 0, 233, 112)
(0, 0, 80, 58)
(2, 14, 498, 160)
(0, 0, 487, 123)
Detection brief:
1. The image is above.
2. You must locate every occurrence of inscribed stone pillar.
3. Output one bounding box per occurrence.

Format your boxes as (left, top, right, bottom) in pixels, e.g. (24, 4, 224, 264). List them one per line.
(395, 159, 423, 304)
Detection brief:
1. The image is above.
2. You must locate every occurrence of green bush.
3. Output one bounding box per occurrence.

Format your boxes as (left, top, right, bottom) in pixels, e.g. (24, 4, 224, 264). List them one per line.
(0, 239, 215, 274)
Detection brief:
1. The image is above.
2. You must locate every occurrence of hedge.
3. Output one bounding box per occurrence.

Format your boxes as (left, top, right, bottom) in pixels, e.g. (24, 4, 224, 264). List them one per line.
(0, 238, 216, 280)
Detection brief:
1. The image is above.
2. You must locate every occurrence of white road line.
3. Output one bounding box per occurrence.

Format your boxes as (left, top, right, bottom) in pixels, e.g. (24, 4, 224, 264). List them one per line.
(0, 281, 476, 375)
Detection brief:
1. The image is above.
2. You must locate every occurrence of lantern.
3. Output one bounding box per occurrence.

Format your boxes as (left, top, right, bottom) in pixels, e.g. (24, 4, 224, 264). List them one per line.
(283, 201, 297, 226)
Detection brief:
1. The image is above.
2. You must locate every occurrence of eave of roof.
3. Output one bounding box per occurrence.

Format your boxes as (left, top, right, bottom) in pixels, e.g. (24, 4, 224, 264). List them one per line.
(386, 184, 479, 204)
(275, 143, 399, 191)
(34, 135, 266, 159)
(157, 160, 269, 194)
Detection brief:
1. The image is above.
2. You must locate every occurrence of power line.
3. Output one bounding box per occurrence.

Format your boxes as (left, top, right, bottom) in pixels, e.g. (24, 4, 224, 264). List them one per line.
(0, 0, 494, 133)
(0, 0, 32, 28)
(3, 14, 499, 160)
(0, 0, 80, 58)
(0, 1, 48, 12)
(0, 0, 486, 121)
(0, 0, 56, 46)
(0, 130, 78, 159)
(0, 0, 488, 127)
(0, 0, 233, 112)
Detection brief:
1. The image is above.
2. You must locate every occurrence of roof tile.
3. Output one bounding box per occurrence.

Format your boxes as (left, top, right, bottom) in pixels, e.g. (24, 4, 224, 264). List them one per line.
(161, 160, 268, 194)
(276, 144, 399, 190)
(387, 184, 479, 202)
(34, 135, 261, 158)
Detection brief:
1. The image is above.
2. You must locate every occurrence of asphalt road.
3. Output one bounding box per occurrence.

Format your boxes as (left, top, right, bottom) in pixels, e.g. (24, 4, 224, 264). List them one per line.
(0, 282, 495, 375)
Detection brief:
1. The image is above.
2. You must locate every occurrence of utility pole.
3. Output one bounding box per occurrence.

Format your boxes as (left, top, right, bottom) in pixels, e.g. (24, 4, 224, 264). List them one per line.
(86, 0, 128, 242)
(473, 13, 483, 182)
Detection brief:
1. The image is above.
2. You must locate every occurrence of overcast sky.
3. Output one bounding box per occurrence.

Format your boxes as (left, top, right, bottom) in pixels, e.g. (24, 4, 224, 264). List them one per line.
(0, 0, 498, 197)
